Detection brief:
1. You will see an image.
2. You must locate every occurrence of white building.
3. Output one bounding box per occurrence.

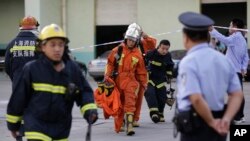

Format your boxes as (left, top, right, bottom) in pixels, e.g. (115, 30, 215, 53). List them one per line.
(0, 0, 249, 63)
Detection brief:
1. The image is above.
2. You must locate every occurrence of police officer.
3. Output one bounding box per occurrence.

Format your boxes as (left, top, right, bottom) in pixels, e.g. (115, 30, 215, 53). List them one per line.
(6, 24, 98, 141)
(144, 39, 174, 123)
(176, 12, 243, 141)
(5, 16, 40, 87)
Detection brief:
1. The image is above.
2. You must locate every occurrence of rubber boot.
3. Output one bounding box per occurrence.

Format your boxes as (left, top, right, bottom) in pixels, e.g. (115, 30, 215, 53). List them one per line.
(159, 113, 165, 122)
(133, 120, 140, 127)
(150, 111, 160, 123)
(126, 113, 135, 136)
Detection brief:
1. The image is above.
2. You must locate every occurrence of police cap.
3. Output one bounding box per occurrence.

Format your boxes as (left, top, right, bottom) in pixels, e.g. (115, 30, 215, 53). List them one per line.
(178, 12, 214, 31)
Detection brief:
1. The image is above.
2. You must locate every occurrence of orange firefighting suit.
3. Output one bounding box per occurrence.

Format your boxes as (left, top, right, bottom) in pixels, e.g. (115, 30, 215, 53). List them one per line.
(134, 36, 156, 122)
(105, 42, 148, 132)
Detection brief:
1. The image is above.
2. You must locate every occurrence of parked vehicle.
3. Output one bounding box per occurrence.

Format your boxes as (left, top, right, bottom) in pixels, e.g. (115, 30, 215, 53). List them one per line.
(88, 50, 111, 81)
(0, 49, 5, 71)
(170, 49, 187, 78)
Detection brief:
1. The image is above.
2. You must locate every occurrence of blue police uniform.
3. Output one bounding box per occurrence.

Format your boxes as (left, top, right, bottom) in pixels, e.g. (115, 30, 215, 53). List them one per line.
(144, 49, 174, 122)
(175, 12, 242, 141)
(177, 43, 241, 111)
(5, 31, 39, 86)
(6, 55, 97, 140)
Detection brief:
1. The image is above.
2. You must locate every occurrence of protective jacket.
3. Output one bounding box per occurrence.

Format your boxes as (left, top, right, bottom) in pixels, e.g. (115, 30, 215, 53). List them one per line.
(6, 55, 97, 140)
(146, 49, 174, 82)
(5, 31, 38, 82)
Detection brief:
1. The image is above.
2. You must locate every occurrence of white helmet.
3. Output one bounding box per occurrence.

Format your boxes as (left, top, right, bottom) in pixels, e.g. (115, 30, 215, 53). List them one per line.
(128, 23, 142, 33)
(124, 27, 140, 41)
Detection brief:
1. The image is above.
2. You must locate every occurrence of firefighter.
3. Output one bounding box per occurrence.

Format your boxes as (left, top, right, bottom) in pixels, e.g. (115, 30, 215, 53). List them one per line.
(144, 39, 174, 123)
(5, 16, 40, 88)
(6, 24, 98, 141)
(105, 27, 148, 136)
(127, 23, 157, 127)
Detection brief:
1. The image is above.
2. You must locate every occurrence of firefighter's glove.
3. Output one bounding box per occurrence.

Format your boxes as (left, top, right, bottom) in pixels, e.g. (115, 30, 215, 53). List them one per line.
(104, 81, 114, 97)
(97, 82, 105, 94)
(84, 109, 98, 124)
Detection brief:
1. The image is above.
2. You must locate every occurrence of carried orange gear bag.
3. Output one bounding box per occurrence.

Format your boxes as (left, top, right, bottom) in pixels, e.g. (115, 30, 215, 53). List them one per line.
(96, 77, 124, 133)
(101, 77, 122, 119)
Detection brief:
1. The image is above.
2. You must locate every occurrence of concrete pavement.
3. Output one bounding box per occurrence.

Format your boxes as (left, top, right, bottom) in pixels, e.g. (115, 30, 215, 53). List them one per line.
(0, 73, 249, 141)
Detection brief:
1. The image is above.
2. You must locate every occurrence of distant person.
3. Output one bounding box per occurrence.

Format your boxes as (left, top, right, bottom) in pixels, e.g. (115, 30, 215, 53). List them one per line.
(6, 24, 98, 141)
(174, 12, 243, 141)
(210, 18, 249, 124)
(5, 16, 40, 87)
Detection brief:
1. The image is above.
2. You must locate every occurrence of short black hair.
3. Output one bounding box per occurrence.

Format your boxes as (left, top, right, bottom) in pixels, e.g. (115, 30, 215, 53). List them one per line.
(231, 18, 244, 29)
(183, 28, 210, 42)
(159, 39, 170, 46)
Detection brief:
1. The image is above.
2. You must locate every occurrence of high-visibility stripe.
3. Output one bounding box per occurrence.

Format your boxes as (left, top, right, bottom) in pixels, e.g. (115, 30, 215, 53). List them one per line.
(156, 82, 165, 89)
(25, 131, 68, 141)
(166, 71, 172, 75)
(25, 132, 51, 141)
(149, 108, 159, 112)
(10, 46, 35, 52)
(32, 83, 66, 94)
(151, 61, 162, 66)
(6, 114, 22, 123)
(148, 80, 155, 86)
(81, 103, 97, 115)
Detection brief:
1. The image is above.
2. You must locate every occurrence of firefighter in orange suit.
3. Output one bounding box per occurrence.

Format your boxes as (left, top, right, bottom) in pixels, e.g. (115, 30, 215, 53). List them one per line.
(6, 24, 98, 141)
(130, 24, 157, 127)
(105, 27, 148, 136)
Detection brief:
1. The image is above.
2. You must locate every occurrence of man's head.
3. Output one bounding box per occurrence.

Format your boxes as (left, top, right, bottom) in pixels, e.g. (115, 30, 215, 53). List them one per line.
(157, 40, 170, 55)
(124, 27, 140, 48)
(178, 12, 214, 50)
(229, 18, 244, 34)
(19, 16, 39, 30)
(38, 24, 69, 64)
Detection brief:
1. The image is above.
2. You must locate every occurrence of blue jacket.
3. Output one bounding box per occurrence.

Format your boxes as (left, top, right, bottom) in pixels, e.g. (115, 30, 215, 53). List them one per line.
(6, 55, 97, 140)
(5, 31, 38, 82)
(145, 49, 174, 83)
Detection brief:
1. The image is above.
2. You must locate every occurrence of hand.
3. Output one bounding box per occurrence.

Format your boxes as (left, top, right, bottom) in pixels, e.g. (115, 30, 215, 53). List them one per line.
(208, 26, 214, 32)
(217, 118, 230, 136)
(84, 109, 98, 124)
(241, 70, 247, 77)
(208, 119, 222, 134)
(141, 32, 148, 38)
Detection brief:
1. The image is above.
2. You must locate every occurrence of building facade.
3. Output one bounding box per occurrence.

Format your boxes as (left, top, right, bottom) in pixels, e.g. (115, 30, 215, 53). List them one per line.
(0, 0, 249, 63)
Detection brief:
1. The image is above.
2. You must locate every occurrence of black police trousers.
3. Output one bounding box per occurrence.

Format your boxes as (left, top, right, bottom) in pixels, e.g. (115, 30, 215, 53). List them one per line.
(180, 111, 227, 141)
(144, 84, 166, 113)
(234, 73, 245, 120)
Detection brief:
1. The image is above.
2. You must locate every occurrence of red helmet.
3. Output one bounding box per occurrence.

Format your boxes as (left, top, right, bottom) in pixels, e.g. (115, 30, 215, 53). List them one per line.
(19, 16, 39, 30)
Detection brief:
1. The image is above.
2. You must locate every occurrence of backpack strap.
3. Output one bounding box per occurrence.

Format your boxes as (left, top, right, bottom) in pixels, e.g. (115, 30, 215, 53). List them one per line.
(112, 45, 123, 78)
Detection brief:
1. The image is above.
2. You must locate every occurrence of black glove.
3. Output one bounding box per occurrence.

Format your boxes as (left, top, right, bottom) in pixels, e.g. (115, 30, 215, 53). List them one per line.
(84, 109, 98, 124)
